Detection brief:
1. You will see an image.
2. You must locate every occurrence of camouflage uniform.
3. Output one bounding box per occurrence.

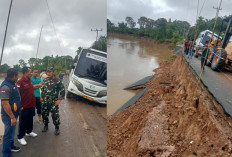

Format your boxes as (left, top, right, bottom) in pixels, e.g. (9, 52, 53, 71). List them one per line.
(41, 77, 65, 128)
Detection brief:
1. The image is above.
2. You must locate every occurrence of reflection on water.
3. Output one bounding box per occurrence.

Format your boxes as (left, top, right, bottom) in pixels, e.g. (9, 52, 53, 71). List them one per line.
(108, 34, 172, 115)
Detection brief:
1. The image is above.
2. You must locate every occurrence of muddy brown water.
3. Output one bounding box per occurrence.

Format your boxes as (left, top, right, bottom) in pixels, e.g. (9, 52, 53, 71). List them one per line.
(107, 34, 173, 115)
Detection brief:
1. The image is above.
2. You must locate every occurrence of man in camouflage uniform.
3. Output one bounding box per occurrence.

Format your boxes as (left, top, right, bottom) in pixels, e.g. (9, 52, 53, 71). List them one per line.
(41, 67, 65, 135)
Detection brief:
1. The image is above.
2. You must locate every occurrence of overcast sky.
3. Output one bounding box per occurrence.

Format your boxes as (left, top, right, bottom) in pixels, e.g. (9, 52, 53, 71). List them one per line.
(108, 0, 232, 26)
(0, 0, 106, 66)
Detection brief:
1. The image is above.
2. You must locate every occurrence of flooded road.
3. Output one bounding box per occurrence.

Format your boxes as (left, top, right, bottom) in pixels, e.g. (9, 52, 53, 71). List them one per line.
(107, 34, 173, 115)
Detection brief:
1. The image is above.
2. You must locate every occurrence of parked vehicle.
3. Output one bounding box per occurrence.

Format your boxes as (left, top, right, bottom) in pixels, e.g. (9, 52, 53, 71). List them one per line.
(67, 48, 107, 104)
(210, 16, 232, 71)
(195, 30, 221, 49)
(194, 30, 222, 66)
(194, 16, 232, 71)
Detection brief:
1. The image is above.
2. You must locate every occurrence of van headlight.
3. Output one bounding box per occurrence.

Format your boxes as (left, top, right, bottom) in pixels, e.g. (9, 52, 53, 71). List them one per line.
(97, 90, 107, 97)
(72, 79, 83, 92)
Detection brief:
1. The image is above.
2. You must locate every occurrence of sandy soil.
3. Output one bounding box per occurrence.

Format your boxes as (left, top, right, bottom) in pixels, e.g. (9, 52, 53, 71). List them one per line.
(107, 54, 232, 157)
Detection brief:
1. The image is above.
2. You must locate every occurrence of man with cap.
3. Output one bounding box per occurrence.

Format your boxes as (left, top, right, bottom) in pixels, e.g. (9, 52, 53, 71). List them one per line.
(0, 68, 21, 157)
(41, 67, 65, 135)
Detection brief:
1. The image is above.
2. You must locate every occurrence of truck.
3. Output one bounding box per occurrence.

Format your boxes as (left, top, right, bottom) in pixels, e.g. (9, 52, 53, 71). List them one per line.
(210, 15, 232, 71)
(67, 48, 107, 104)
(195, 16, 232, 71)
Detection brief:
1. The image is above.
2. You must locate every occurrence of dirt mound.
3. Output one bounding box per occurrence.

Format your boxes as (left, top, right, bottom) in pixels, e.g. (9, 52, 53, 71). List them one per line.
(107, 54, 232, 157)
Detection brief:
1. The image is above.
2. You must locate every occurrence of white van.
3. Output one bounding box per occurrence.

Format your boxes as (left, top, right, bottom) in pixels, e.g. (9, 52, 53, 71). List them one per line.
(67, 48, 107, 104)
(195, 30, 222, 48)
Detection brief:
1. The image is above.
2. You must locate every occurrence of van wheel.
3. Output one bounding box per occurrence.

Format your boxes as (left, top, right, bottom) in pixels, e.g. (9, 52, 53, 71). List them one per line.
(67, 91, 74, 99)
(211, 49, 227, 71)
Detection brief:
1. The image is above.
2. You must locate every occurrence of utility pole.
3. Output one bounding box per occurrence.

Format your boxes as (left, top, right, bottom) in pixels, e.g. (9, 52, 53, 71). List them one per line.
(91, 28, 102, 41)
(212, 0, 222, 35)
(211, 0, 222, 48)
(36, 25, 43, 64)
(0, 0, 13, 69)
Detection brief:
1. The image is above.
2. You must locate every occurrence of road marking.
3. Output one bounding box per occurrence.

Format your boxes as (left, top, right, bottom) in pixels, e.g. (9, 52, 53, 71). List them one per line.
(89, 135, 100, 157)
(79, 112, 89, 130)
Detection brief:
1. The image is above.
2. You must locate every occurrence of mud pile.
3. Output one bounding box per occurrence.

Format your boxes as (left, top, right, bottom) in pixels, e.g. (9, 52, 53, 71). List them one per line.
(107, 54, 232, 157)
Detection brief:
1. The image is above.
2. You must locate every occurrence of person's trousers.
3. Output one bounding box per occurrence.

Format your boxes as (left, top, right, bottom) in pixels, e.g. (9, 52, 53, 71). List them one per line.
(18, 107, 34, 139)
(187, 49, 193, 58)
(2, 114, 18, 157)
(201, 58, 207, 69)
(35, 97, 42, 115)
(42, 103, 60, 128)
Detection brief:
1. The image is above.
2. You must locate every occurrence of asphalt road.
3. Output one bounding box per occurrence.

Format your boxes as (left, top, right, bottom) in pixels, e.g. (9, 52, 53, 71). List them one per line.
(183, 54, 232, 118)
(0, 77, 106, 157)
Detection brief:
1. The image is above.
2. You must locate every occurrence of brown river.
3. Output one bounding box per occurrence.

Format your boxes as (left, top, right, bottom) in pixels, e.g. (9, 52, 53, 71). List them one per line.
(107, 34, 173, 115)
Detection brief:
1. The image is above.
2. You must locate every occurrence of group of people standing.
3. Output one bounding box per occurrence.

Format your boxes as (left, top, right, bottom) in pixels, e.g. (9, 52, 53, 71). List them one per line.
(1, 67, 65, 157)
(184, 39, 209, 71)
(184, 40, 196, 59)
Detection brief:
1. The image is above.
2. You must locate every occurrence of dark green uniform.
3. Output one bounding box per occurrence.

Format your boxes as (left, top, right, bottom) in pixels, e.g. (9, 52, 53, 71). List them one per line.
(41, 77, 65, 128)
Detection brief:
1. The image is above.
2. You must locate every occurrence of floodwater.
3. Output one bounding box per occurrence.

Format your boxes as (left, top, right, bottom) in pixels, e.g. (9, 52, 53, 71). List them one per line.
(107, 34, 173, 115)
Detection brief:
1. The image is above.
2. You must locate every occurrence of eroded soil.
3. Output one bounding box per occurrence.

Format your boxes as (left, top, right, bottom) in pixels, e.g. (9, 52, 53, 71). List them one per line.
(107, 54, 232, 157)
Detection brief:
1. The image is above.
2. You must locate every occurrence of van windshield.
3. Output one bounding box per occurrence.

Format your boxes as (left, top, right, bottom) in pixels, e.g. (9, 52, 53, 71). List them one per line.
(74, 49, 107, 85)
(201, 31, 221, 45)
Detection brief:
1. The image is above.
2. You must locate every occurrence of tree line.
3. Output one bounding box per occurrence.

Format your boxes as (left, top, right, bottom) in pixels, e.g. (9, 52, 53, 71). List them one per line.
(0, 55, 74, 74)
(0, 35, 107, 74)
(107, 16, 228, 44)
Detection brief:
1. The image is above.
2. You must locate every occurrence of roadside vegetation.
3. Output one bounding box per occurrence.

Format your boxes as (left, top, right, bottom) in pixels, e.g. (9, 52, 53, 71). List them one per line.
(108, 16, 228, 44)
(0, 35, 107, 74)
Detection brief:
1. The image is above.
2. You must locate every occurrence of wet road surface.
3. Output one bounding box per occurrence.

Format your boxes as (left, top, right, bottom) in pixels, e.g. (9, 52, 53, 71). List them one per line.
(183, 53, 232, 117)
(0, 77, 106, 157)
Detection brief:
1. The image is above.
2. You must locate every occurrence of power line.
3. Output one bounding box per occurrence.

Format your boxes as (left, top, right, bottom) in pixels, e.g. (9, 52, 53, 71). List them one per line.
(199, 0, 207, 16)
(45, 0, 63, 54)
(0, 0, 13, 68)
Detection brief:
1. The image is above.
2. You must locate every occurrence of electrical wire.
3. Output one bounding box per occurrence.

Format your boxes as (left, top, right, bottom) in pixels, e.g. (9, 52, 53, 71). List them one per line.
(44, 0, 63, 54)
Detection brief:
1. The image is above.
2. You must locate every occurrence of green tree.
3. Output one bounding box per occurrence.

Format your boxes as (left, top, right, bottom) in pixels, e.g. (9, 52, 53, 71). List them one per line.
(92, 36, 107, 52)
(13, 64, 21, 72)
(125, 16, 136, 28)
(28, 57, 36, 67)
(76, 47, 83, 56)
(19, 59, 27, 68)
(137, 16, 148, 28)
(0, 63, 10, 73)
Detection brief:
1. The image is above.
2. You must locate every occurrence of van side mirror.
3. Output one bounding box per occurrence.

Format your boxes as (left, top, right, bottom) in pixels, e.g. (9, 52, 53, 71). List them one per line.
(71, 65, 75, 69)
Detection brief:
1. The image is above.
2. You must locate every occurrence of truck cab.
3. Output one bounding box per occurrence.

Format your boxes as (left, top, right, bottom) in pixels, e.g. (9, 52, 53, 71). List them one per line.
(67, 48, 107, 104)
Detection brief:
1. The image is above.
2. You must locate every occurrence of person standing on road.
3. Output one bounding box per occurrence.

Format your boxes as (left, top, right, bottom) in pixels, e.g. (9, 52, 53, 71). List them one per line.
(201, 41, 209, 71)
(0, 68, 21, 157)
(184, 40, 190, 55)
(17, 67, 37, 146)
(187, 40, 194, 59)
(31, 69, 43, 123)
(41, 67, 65, 135)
